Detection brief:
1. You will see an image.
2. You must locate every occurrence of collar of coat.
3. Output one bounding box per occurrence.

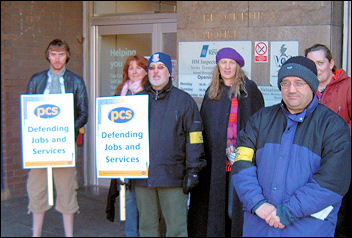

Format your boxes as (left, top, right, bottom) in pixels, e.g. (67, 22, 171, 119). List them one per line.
(144, 78, 173, 101)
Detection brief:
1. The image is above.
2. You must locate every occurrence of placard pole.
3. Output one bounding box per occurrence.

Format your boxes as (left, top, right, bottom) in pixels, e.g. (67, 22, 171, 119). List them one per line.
(47, 167, 54, 206)
(120, 178, 126, 221)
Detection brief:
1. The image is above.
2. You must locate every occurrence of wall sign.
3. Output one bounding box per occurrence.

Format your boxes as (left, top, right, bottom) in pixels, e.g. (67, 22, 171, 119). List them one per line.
(255, 41, 268, 62)
(178, 41, 252, 97)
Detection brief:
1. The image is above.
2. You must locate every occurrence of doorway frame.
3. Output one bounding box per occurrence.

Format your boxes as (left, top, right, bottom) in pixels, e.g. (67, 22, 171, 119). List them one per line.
(83, 2, 176, 187)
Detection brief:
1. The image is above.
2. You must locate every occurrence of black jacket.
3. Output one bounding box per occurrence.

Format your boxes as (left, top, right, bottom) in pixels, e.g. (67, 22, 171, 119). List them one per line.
(26, 69, 88, 140)
(188, 78, 264, 237)
(134, 79, 206, 188)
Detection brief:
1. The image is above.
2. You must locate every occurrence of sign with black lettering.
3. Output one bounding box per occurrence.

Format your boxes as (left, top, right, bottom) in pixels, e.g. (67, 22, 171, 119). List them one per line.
(95, 95, 149, 178)
(20, 94, 75, 168)
(178, 41, 252, 97)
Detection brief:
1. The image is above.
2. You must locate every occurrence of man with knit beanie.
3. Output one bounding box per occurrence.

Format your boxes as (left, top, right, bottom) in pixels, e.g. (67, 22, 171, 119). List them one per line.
(230, 56, 351, 236)
(134, 52, 206, 236)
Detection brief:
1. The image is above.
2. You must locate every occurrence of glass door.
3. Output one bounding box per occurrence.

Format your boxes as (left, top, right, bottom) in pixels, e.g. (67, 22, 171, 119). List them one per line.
(97, 25, 154, 97)
(86, 22, 176, 187)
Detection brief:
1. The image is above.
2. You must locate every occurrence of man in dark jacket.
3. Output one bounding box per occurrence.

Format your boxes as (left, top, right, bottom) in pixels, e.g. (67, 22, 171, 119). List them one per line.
(25, 39, 88, 237)
(231, 56, 350, 236)
(134, 52, 206, 237)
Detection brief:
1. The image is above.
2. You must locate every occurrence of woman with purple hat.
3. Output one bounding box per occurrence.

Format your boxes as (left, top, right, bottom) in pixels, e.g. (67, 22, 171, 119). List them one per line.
(188, 47, 264, 237)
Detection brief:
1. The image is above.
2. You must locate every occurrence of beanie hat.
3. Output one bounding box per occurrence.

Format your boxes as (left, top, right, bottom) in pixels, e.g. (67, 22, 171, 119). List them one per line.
(148, 52, 172, 74)
(278, 56, 318, 94)
(216, 47, 245, 67)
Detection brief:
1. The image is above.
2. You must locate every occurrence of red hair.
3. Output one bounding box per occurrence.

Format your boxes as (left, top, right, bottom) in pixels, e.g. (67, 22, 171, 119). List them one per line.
(114, 54, 148, 95)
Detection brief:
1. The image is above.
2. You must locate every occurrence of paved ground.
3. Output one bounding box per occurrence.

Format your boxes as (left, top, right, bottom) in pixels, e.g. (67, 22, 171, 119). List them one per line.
(1, 186, 126, 237)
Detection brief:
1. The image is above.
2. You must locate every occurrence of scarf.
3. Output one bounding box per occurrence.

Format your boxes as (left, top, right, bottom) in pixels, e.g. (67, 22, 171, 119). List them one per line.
(226, 97, 238, 172)
(48, 66, 66, 94)
(120, 80, 143, 96)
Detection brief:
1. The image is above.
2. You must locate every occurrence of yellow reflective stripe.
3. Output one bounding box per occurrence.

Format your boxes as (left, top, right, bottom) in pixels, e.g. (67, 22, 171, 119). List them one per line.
(189, 131, 203, 144)
(234, 146, 254, 163)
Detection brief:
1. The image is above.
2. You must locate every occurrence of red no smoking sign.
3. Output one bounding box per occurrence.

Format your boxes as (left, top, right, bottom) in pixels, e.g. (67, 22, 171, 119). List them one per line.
(255, 41, 268, 62)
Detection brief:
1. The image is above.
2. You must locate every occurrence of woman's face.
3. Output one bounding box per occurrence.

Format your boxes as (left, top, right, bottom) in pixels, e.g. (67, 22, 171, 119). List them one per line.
(218, 58, 237, 83)
(128, 60, 147, 82)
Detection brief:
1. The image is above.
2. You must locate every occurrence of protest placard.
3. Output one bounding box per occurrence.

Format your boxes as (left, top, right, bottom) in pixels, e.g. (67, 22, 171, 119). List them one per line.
(95, 95, 149, 179)
(96, 94, 149, 221)
(21, 93, 75, 205)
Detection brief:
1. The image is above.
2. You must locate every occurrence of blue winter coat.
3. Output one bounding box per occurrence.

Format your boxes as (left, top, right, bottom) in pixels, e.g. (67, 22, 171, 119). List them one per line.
(231, 96, 351, 237)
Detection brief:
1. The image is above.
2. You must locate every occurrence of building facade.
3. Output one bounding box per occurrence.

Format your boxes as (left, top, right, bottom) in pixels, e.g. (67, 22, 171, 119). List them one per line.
(1, 1, 351, 199)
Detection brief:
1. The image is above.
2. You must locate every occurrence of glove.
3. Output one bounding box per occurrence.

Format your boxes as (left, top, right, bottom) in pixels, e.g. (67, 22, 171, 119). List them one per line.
(183, 170, 199, 194)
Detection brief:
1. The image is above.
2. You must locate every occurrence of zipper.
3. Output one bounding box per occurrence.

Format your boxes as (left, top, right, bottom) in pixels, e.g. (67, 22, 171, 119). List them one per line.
(154, 90, 159, 100)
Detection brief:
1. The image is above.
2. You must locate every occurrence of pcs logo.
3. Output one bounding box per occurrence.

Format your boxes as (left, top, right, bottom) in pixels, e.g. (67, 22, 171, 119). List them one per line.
(34, 104, 60, 118)
(108, 107, 134, 123)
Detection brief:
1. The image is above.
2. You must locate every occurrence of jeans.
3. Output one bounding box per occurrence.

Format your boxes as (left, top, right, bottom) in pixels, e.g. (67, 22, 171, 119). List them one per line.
(125, 184, 139, 237)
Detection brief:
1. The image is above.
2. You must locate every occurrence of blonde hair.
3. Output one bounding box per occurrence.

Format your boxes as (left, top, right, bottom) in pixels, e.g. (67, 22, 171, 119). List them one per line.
(208, 63, 247, 100)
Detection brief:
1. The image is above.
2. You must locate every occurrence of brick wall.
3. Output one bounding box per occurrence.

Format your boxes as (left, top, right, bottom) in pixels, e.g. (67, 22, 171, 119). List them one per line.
(1, 1, 83, 198)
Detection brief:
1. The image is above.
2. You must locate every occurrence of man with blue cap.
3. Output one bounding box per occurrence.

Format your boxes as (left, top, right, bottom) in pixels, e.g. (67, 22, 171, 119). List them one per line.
(134, 52, 206, 236)
(230, 56, 350, 236)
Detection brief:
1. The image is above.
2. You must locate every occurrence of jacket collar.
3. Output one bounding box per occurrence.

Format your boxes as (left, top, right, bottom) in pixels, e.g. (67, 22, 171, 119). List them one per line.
(144, 78, 173, 100)
(281, 96, 318, 123)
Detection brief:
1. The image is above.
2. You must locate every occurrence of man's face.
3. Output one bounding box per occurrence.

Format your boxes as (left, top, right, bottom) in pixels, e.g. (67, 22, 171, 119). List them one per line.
(48, 49, 67, 73)
(148, 62, 170, 91)
(281, 76, 313, 114)
(306, 50, 334, 86)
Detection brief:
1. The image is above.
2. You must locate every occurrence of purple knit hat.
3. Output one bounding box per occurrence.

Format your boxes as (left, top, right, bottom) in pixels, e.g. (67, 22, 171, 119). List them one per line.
(216, 47, 245, 67)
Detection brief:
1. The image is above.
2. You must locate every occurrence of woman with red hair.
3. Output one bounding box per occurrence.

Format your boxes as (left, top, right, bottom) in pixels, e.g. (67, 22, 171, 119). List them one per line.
(106, 54, 148, 237)
(114, 54, 148, 96)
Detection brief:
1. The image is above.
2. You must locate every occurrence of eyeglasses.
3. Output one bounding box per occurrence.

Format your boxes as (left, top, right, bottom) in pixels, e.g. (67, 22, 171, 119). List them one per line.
(148, 64, 166, 71)
(280, 80, 307, 89)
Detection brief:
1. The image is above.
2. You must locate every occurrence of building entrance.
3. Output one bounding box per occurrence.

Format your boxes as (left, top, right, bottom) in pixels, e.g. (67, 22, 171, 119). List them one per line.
(85, 16, 177, 187)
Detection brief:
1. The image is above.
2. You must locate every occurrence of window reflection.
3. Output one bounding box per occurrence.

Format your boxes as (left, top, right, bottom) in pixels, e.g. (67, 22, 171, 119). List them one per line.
(99, 34, 151, 97)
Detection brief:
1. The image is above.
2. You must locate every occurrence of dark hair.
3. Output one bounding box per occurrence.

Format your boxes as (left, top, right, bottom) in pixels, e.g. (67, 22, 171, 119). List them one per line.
(304, 43, 336, 72)
(114, 54, 148, 95)
(45, 39, 71, 63)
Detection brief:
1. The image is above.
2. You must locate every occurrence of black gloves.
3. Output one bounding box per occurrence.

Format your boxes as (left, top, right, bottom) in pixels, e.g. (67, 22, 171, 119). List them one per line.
(183, 170, 199, 194)
(106, 179, 119, 222)
(105, 178, 132, 222)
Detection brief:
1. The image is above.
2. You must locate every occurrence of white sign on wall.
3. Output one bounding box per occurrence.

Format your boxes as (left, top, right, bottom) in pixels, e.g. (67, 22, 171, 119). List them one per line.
(255, 41, 269, 63)
(270, 41, 299, 86)
(258, 41, 299, 107)
(95, 95, 149, 179)
(21, 94, 75, 169)
(178, 41, 252, 97)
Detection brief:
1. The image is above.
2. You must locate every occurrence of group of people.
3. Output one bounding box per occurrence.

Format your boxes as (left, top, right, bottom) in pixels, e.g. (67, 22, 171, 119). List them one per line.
(25, 38, 350, 237)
